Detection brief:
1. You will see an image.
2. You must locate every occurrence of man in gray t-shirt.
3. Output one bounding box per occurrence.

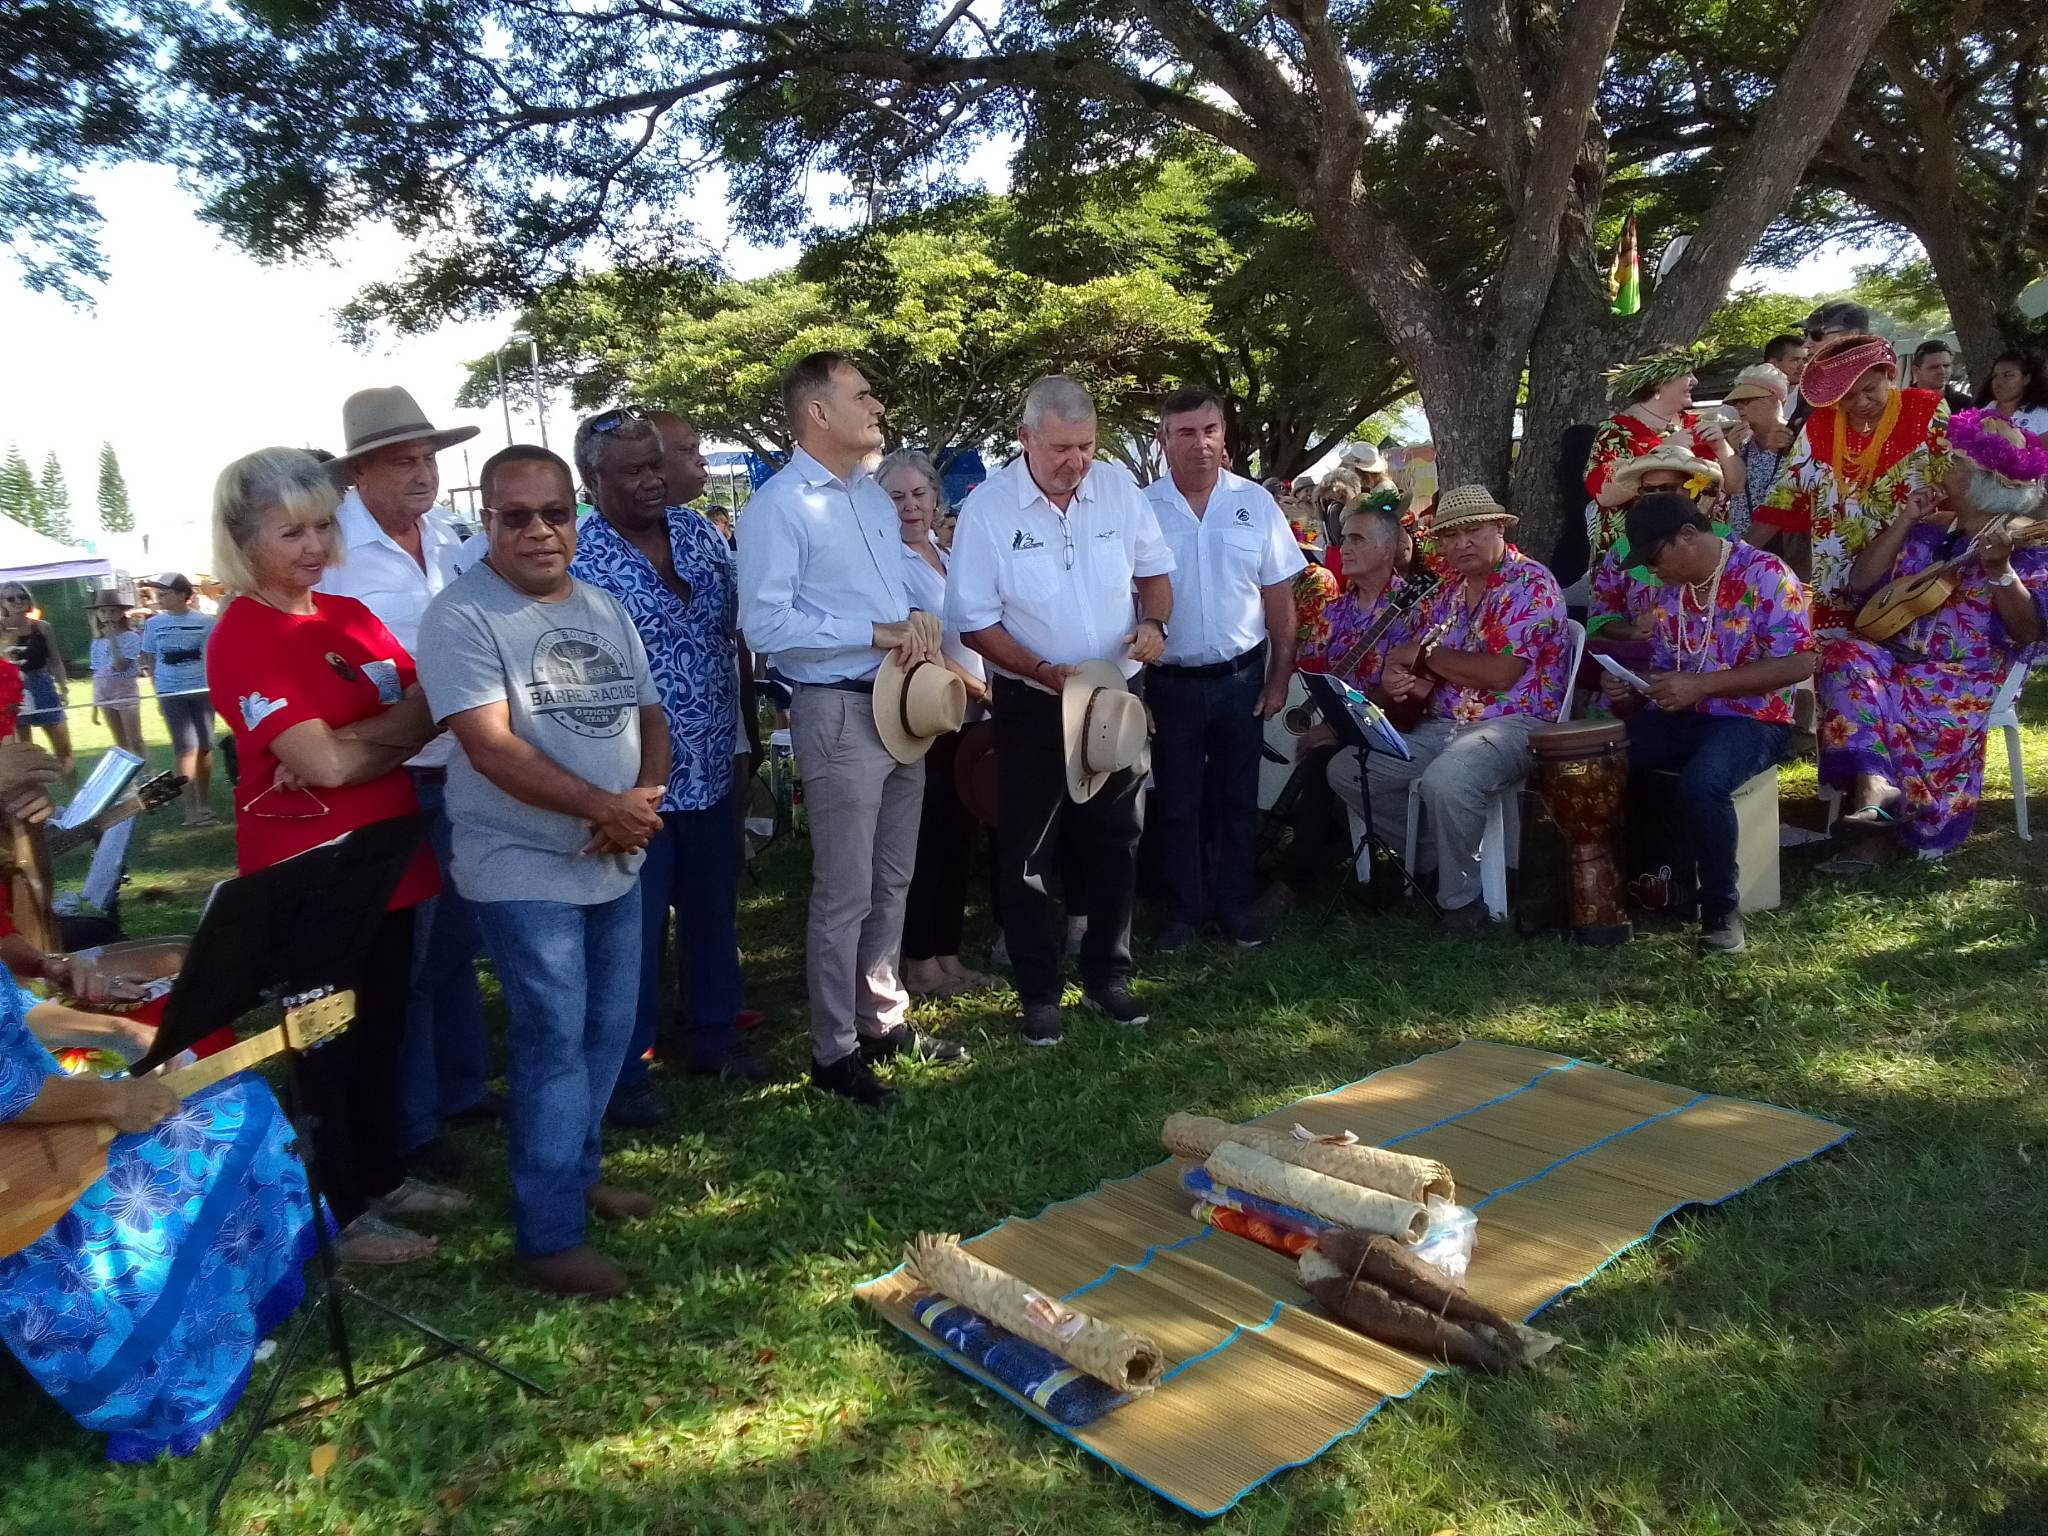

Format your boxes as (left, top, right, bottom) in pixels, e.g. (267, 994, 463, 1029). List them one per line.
(416, 444, 670, 1300)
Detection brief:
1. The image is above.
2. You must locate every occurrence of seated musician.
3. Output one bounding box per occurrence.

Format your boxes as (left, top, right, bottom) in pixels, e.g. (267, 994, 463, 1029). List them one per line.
(0, 962, 316, 1460)
(1332, 485, 1569, 931)
(1817, 409, 2047, 870)
(1600, 493, 1815, 955)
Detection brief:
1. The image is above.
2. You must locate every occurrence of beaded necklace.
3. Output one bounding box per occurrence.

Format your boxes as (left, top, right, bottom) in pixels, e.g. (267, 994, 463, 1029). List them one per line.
(1676, 540, 1731, 672)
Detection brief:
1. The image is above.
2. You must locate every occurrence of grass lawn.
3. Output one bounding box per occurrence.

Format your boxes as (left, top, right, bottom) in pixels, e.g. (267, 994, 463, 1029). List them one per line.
(4, 693, 2046, 1536)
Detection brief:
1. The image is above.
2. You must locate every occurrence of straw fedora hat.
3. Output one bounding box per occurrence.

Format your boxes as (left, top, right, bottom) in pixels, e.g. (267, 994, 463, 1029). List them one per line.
(1339, 441, 1388, 476)
(1428, 484, 1517, 537)
(1721, 363, 1789, 407)
(338, 386, 481, 463)
(1612, 438, 1722, 495)
(1062, 660, 1148, 803)
(874, 654, 967, 764)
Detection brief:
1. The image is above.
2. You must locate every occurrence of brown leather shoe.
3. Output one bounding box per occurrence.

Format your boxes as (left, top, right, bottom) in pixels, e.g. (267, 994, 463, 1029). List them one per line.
(585, 1184, 658, 1221)
(516, 1244, 630, 1299)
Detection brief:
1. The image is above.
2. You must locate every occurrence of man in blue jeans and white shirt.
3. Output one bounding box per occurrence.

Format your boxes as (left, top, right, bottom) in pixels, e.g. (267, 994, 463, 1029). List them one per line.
(419, 444, 670, 1299)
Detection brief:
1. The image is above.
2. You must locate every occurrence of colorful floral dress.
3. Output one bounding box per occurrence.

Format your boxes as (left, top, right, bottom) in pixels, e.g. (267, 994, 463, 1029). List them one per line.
(1289, 562, 1340, 661)
(0, 968, 318, 1460)
(1584, 410, 1718, 553)
(1642, 542, 1813, 724)
(1817, 528, 2048, 854)
(1298, 576, 1416, 688)
(1409, 548, 1569, 724)
(1752, 389, 1950, 631)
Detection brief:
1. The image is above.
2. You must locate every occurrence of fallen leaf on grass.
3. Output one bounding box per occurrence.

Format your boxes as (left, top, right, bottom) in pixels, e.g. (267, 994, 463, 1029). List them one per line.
(308, 1444, 338, 1478)
(437, 1487, 472, 1513)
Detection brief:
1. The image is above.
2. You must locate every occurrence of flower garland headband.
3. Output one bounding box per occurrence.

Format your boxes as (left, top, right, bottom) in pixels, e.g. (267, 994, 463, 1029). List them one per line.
(1949, 407, 2048, 487)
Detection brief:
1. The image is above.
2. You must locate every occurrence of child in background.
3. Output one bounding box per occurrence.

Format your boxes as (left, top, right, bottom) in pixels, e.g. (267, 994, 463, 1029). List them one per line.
(88, 592, 146, 758)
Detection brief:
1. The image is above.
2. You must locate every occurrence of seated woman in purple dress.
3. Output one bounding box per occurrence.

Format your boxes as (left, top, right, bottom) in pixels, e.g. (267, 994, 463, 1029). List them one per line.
(0, 966, 317, 1460)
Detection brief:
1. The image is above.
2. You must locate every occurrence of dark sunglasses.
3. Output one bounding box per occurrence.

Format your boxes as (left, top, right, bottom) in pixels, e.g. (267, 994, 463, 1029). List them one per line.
(584, 406, 649, 435)
(485, 505, 577, 530)
(1805, 328, 1830, 341)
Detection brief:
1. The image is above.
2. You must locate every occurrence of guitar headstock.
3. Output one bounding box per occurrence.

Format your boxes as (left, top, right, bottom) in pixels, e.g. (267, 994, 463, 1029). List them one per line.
(134, 773, 187, 814)
(282, 989, 356, 1053)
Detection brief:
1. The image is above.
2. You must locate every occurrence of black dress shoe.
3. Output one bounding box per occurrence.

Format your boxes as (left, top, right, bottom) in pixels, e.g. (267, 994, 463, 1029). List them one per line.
(685, 1048, 772, 1083)
(811, 1051, 897, 1107)
(858, 1025, 969, 1066)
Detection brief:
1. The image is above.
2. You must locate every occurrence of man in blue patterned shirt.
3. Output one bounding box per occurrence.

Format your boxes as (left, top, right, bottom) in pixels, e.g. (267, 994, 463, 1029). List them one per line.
(570, 408, 765, 1123)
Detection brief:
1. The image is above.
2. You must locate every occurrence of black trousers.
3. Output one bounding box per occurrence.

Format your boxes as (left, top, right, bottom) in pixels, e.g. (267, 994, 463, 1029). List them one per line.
(904, 730, 973, 960)
(1147, 646, 1265, 929)
(992, 675, 1142, 1005)
(297, 905, 415, 1226)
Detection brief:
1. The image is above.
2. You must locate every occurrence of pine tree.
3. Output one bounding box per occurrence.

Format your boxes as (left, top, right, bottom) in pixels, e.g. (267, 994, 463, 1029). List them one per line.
(97, 443, 133, 534)
(36, 452, 71, 543)
(0, 447, 41, 533)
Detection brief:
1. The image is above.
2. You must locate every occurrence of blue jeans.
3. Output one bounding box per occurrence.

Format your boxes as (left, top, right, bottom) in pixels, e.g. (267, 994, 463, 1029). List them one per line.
(473, 889, 641, 1257)
(398, 780, 490, 1154)
(1147, 649, 1265, 930)
(1623, 710, 1789, 920)
(618, 793, 744, 1090)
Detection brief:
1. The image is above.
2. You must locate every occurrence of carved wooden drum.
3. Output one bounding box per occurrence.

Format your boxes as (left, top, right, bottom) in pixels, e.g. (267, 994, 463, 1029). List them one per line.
(1527, 718, 1632, 947)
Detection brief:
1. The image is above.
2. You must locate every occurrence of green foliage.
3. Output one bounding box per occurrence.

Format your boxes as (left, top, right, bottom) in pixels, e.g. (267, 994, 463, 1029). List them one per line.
(1836, 258, 1955, 348)
(35, 451, 70, 543)
(0, 446, 42, 533)
(95, 442, 132, 534)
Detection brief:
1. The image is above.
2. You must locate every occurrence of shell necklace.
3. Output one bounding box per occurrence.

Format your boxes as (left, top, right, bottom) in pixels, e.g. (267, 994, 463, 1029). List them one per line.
(1677, 540, 1731, 672)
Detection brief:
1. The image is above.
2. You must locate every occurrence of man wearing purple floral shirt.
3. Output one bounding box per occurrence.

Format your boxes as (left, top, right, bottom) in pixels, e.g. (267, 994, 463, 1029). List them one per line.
(1600, 493, 1815, 954)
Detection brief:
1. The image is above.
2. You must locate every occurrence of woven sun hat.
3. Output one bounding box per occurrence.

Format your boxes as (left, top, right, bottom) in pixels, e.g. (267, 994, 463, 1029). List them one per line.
(1427, 484, 1517, 536)
(338, 386, 481, 463)
(1799, 333, 1898, 409)
(1721, 363, 1790, 406)
(1339, 441, 1388, 476)
(873, 653, 967, 765)
(1062, 660, 1147, 803)
(1611, 438, 1723, 495)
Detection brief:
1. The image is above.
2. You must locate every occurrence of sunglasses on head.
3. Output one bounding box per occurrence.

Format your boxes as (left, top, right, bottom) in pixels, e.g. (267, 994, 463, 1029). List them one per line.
(584, 406, 649, 436)
(486, 505, 577, 531)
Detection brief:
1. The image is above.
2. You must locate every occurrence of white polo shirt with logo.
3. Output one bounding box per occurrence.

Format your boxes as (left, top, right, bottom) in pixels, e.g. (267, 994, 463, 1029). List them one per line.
(1143, 469, 1305, 666)
(946, 457, 1175, 682)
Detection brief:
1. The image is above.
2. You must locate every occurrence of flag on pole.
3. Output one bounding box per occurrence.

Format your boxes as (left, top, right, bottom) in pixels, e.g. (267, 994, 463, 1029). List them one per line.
(1609, 214, 1641, 316)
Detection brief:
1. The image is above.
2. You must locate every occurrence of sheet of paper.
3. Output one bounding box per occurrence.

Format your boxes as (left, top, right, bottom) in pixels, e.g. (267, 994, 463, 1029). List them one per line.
(1593, 653, 1651, 692)
(80, 816, 136, 910)
(54, 748, 144, 831)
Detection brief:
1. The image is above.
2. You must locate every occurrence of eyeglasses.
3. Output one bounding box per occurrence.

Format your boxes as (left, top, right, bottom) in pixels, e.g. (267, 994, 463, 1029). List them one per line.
(485, 506, 577, 530)
(1058, 514, 1075, 570)
(584, 406, 648, 436)
(243, 780, 331, 820)
(1805, 328, 1830, 341)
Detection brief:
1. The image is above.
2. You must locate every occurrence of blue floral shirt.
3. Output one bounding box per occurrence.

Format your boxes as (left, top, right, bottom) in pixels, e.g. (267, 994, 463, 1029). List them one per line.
(570, 508, 741, 812)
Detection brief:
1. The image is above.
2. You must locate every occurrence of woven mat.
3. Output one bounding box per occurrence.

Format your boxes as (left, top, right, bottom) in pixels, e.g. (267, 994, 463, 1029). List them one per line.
(856, 1040, 1851, 1517)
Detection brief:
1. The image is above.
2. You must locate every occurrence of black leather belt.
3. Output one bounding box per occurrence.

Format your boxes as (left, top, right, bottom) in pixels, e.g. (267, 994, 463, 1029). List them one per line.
(1154, 642, 1266, 680)
(796, 677, 876, 695)
(408, 766, 449, 785)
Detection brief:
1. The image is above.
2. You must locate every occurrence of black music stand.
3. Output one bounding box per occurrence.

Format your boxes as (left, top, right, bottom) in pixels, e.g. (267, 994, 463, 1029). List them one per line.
(1298, 672, 1441, 919)
(135, 819, 548, 1527)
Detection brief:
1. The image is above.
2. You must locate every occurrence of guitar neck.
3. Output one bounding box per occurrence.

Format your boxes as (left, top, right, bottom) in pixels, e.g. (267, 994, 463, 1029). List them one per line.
(157, 1022, 286, 1100)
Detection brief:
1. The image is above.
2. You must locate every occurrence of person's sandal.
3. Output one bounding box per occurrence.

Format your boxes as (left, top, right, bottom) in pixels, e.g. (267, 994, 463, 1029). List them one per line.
(374, 1176, 474, 1218)
(336, 1213, 438, 1265)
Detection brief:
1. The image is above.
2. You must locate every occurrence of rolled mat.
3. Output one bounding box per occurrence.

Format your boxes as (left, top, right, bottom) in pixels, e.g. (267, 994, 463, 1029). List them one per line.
(1163, 1111, 1454, 1203)
(1180, 1166, 1331, 1238)
(909, 1292, 1132, 1426)
(1205, 1143, 1428, 1242)
(903, 1233, 1165, 1393)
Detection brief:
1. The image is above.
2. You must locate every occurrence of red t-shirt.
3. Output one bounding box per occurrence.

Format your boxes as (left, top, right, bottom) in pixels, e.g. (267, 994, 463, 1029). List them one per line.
(206, 593, 438, 909)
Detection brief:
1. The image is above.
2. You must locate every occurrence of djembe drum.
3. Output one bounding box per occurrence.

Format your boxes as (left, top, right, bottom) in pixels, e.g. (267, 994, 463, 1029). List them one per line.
(1527, 720, 1632, 947)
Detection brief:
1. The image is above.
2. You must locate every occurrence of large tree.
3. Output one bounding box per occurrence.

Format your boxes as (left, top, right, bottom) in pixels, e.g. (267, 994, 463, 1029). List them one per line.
(96, 441, 133, 534)
(35, 451, 70, 544)
(0, 447, 42, 534)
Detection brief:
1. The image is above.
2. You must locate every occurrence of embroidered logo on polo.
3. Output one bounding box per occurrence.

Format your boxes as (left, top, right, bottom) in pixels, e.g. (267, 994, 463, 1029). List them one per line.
(1234, 507, 1254, 524)
(525, 627, 638, 738)
(1094, 527, 1120, 540)
(1011, 530, 1046, 551)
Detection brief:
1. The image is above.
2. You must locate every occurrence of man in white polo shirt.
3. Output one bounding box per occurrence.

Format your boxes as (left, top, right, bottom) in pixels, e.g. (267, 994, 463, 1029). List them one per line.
(947, 375, 1175, 1046)
(1143, 388, 1304, 951)
(318, 385, 494, 1181)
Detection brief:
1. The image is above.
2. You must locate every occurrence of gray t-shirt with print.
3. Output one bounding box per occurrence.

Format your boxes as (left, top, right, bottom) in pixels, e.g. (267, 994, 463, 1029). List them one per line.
(417, 562, 660, 906)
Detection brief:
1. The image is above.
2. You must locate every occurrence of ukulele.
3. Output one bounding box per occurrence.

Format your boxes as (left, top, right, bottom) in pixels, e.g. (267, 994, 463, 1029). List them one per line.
(0, 988, 353, 1257)
(4, 771, 184, 957)
(1854, 515, 2048, 641)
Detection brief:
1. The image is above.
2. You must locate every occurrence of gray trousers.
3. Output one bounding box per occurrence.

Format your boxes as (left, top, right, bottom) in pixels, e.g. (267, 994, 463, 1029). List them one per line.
(1329, 714, 1540, 911)
(790, 685, 925, 1064)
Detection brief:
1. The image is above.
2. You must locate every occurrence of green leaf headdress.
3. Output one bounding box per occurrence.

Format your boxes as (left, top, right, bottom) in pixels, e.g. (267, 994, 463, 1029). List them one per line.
(1604, 344, 1709, 401)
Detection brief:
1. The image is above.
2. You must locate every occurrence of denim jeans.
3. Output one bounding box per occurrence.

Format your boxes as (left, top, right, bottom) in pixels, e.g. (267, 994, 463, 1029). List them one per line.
(1623, 709, 1789, 920)
(398, 779, 490, 1154)
(473, 888, 641, 1257)
(618, 794, 744, 1089)
(1147, 648, 1265, 930)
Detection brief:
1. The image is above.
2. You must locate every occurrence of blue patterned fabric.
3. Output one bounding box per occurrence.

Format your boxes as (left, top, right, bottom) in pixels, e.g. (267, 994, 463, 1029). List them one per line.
(1180, 1166, 1334, 1238)
(571, 508, 741, 812)
(0, 967, 318, 1461)
(909, 1291, 1131, 1427)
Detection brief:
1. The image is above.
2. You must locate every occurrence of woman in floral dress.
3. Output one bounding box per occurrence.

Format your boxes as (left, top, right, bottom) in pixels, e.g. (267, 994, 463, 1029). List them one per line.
(1584, 349, 1743, 556)
(1817, 410, 2048, 863)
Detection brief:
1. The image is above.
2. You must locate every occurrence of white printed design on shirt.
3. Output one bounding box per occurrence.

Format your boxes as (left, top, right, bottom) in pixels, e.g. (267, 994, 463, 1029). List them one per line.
(239, 692, 288, 731)
(525, 628, 639, 739)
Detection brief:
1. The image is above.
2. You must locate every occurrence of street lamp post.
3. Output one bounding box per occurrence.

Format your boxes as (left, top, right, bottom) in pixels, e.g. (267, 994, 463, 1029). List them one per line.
(509, 331, 548, 448)
(491, 348, 514, 445)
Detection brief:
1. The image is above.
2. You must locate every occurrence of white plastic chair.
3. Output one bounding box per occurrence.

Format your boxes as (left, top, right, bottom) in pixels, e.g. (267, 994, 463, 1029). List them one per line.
(1396, 618, 1587, 918)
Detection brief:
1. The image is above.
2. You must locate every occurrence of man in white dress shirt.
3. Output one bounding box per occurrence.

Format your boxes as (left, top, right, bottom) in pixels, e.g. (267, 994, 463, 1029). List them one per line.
(1143, 389, 1304, 951)
(737, 352, 966, 1107)
(318, 385, 495, 1186)
(947, 376, 1175, 1046)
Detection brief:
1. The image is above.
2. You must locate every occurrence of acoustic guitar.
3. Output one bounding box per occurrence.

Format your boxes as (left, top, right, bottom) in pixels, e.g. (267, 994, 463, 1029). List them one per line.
(4, 771, 184, 956)
(1855, 516, 2048, 642)
(0, 988, 353, 1258)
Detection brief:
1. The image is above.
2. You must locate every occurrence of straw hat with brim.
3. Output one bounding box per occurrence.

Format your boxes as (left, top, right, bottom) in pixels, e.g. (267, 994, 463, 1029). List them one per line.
(1721, 363, 1790, 406)
(874, 654, 967, 765)
(1800, 336, 1897, 409)
(1063, 660, 1148, 803)
(338, 385, 481, 464)
(953, 720, 1000, 828)
(1428, 484, 1517, 536)
(1340, 441, 1388, 475)
(1611, 441, 1722, 494)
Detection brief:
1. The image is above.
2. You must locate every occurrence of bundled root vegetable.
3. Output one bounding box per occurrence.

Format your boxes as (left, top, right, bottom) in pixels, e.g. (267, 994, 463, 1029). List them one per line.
(1163, 1113, 1455, 1204)
(1298, 1230, 1561, 1373)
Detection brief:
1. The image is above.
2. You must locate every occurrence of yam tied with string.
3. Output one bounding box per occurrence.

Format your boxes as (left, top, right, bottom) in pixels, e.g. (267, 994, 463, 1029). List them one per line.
(902, 1233, 1164, 1394)
(1203, 1142, 1429, 1242)
(1299, 1231, 1562, 1373)
(1161, 1112, 1455, 1203)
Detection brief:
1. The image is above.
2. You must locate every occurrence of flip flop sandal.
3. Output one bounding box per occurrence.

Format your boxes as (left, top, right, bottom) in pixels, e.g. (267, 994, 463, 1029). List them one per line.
(336, 1213, 438, 1265)
(1838, 804, 1896, 826)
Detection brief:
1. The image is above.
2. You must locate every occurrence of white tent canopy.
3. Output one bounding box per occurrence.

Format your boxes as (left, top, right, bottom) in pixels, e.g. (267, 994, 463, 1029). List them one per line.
(0, 514, 112, 584)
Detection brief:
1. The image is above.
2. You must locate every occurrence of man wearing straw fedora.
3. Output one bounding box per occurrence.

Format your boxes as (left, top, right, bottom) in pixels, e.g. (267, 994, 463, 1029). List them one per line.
(319, 385, 498, 1183)
(947, 375, 1174, 1045)
(738, 351, 967, 1108)
(1330, 485, 1569, 931)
